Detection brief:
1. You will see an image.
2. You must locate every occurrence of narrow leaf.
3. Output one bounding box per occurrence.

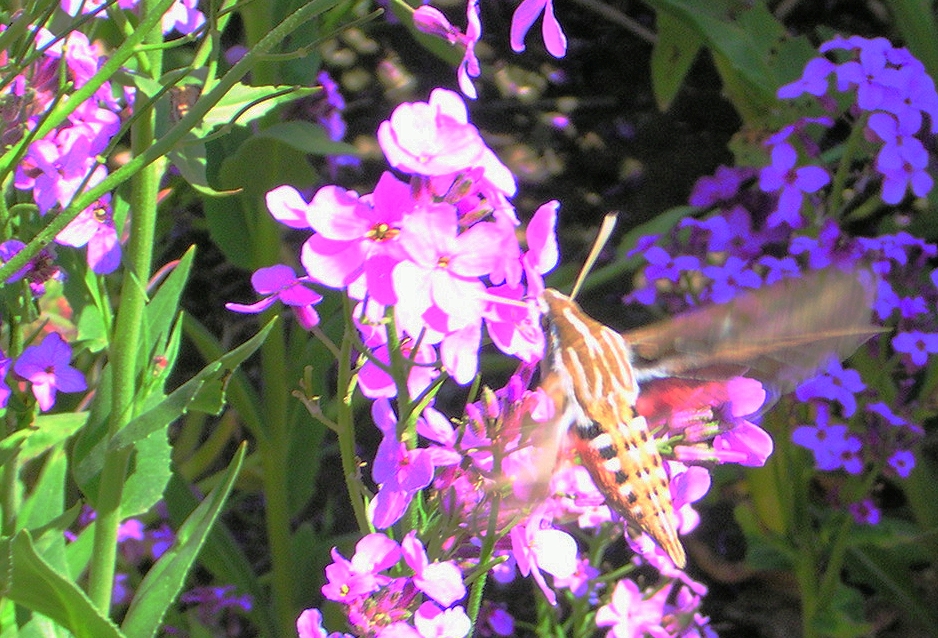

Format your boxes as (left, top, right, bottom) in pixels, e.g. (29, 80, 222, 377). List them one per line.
(121, 444, 246, 638)
(2, 532, 125, 638)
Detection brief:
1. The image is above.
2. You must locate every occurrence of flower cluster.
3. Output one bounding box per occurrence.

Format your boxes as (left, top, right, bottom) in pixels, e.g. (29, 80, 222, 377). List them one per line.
(5, 21, 130, 274)
(627, 35, 932, 528)
(305, 532, 469, 638)
(245, 88, 556, 388)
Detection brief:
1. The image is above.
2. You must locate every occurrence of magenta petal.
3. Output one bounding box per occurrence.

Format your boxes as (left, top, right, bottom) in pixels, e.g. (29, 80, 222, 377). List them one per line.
(57, 210, 97, 246)
(358, 359, 397, 399)
(401, 531, 428, 572)
(371, 398, 398, 436)
(371, 486, 411, 529)
(399, 449, 434, 491)
(279, 283, 322, 307)
(540, 0, 567, 57)
(266, 185, 313, 229)
(301, 235, 364, 288)
(88, 228, 121, 274)
(415, 561, 466, 606)
(226, 297, 277, 314)
(440, 321, 481, 384)
(307, 186, 369, 240)
(32, 380, 56, 412)
(510, 0, 547, 52)
(449, 222, 503, 277)
(364, 254, 400, 306)
(251, 264, 297, 294)
(525, 200, 559, 274)
(352, 532, 402, 573)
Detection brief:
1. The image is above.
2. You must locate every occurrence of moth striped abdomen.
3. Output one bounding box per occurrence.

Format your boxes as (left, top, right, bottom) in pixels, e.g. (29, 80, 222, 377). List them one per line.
(541, 288, 686, 568)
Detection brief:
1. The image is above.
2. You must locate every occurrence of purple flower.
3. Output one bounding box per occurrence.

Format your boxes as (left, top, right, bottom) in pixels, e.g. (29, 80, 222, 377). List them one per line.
(180, 585, 251, 626)
(163, 0, 205, 35)
(888, 450, 915, 478)
(370, 400, 436, 528)
(55, 195, 122, 274)
(892, 330, 938, 367)
(687, 165, 752, 207)
(702, 256, 762, 304)
(795, 357, 866, 417)
(0, 352, 11, 410)
(778, 57, 836, 98)
(758, 142, 830, 228)
(792, 404, 863, 473)
(14, 332, 87, 412)
(849, 499, 881, 526)
(510, 0, 567, 58)
(225, 264, 322, 329)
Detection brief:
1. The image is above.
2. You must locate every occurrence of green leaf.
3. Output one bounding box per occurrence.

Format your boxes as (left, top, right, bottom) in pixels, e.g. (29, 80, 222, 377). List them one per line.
(846, 543, 938, 632)
(121, 445, 246, 638)
(164, 470, 274, 633)
(1, 531, 126, 638)
(201, 84, 318, 130)
(643, 0, 815, 124)
(0, 429, 27, 469)
(20, 413, 89, 464)
(650, 8, 703, 111)
(121, 428, 173, 519)
(252, 120, 359, 157)
(108, 365, 218, 452)
(145, 246, 196, 363)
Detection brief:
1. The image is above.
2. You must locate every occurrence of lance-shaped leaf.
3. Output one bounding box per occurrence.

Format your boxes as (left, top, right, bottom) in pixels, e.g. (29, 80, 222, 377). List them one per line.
(0, 532, 125, 638)
(120, 444, 246, 638)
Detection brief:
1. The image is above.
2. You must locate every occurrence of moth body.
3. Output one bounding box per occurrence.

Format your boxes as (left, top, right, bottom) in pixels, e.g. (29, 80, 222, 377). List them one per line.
(541, 288, 687, 568)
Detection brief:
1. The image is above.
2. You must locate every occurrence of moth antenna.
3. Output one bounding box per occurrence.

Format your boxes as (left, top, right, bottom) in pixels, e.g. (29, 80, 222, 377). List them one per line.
(570, 212, 618, 301)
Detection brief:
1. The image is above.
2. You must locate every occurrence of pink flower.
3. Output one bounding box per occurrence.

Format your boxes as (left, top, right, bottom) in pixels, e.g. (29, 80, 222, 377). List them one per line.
(163, 0, 205, 35)
(358, 338, 440, 400)
(225, 264, 322, 329)
(401, 532, 466, 606)
(377, 89, 516, 196)
(510, 517, 577, 605)
(510, 0, 567, 58)
(458, 0, 482, 99)
(321, 533, 401, 603)
(14, 332, 87, 412)
(413, 602, 471, 638)
(595, 579, 667, 638)
(298, 608, 348, 638)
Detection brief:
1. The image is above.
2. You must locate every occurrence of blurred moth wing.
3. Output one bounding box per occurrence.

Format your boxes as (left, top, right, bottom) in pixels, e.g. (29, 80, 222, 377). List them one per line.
(624, 268, 884, 393)
(532, 267, 881, 569)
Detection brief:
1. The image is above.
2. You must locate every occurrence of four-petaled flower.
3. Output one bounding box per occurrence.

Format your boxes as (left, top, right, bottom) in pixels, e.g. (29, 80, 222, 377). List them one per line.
(14, 332, 87, 412)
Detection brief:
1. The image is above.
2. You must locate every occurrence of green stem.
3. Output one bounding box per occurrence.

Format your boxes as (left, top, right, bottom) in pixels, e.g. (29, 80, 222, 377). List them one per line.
(253, 205, 295, 637)
(337, 296, 371, 534)
(828, 112, 869, 217)
(86, 0, 164, 613)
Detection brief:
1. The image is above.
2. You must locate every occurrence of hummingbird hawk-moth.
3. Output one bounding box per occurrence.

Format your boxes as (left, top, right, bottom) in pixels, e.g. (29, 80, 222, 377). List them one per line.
(538, 268, 880, 568)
